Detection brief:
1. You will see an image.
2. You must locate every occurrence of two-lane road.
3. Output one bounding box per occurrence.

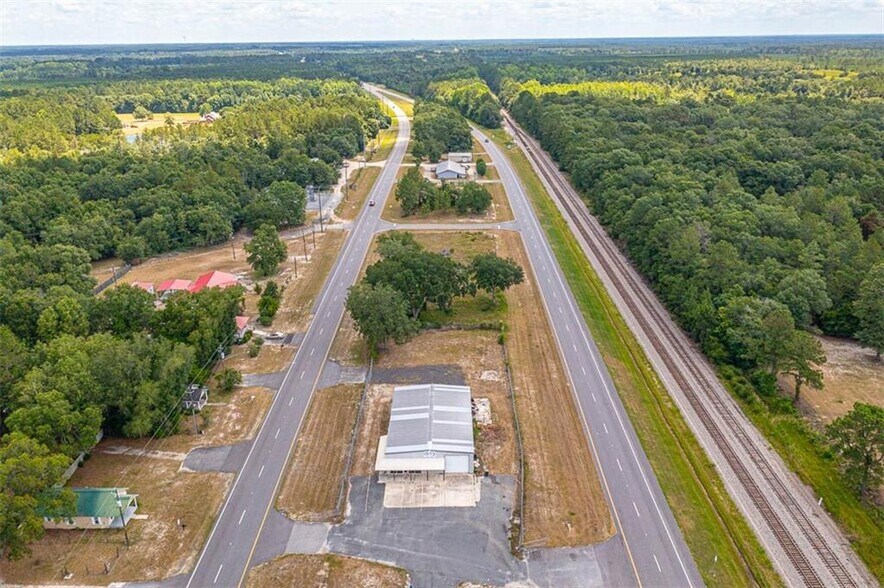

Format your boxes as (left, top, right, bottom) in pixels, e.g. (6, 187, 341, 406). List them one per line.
(474, 127, 703, 587)
(186, 84, 409, 588)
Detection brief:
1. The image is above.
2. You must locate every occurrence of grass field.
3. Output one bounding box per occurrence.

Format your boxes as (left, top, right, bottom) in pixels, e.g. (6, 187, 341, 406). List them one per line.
(277, 384, 363, 522)
(484, 125, 782, 587)
(117, 112, 201, 137)
(247, 554, 408, 588)
(335, 165, 382, 221)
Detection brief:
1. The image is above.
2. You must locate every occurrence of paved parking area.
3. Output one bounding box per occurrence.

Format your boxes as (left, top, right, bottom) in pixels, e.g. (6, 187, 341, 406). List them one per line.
(382, 474, 480, 508)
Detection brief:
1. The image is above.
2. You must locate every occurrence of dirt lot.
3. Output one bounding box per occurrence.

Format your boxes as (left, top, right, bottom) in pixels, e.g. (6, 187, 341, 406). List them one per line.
(0, 384, 273, 585)
(496, 230, 614, 547)
(117, 112, 202, 137)
(277, 384, 363, 522)
(219, 344, 297, 376)
(350, 330, 517, 477)
(781, 336, 884, 425)
(247, 554, 408, 588)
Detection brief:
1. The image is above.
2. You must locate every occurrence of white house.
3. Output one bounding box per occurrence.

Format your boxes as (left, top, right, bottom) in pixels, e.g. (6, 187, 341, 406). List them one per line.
(434, 160, 468, 181)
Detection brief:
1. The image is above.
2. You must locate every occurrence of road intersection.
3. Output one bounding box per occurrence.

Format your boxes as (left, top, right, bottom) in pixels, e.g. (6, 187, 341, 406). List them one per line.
(187, 86, 701, 587)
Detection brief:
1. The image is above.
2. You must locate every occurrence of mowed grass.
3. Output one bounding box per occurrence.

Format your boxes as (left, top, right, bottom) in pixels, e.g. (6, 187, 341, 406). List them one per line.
(335, 165, 381, 221)
(485, 126, 781, 587)
(276, 384, 363, 522)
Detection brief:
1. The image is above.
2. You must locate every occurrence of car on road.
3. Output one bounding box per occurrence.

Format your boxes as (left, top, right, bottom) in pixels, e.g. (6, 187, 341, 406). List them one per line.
(369, 199, 376, 206)
(484, 138, 489, 143)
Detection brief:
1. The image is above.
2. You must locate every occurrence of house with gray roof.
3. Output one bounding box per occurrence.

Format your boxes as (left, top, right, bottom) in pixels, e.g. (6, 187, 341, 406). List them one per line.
(375, 384, 475, 479)
(434, 159, 468, 181)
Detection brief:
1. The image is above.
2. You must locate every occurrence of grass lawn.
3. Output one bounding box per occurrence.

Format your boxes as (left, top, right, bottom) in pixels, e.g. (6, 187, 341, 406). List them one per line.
(335, 165, 381, 221)
(484, 125, 782, 587)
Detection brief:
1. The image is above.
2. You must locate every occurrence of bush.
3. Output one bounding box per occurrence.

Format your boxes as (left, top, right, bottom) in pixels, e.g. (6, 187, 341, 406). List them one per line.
(248, 336, 264, 357)
(215, 368, 242, 395)
(257, 280, 283, 325)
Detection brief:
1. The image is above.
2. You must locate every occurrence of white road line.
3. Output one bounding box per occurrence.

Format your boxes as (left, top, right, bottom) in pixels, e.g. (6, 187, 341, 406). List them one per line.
(603, 422, 609, 434)
(581, 366, 586, 375)
(654, 554, 662, 572)
(326, 311, 331, 318)
(310, 347, 315, 356)
(617, 458, 623, 471)
(275, 428, 280, 439)
(238, 510, 246, 525)
(258, 464, 265, 478)
(213, 565, 223, 584)
(300, 370, 305, 379)
(573, 343, 578, 351)
(592, 393, 597, 402)
(319, 328, 324, 335)
(553, 291, 557, 299)
(633, 501, 641, 518)
(288, 397, 293, 407)
(565, 324, 570, 332)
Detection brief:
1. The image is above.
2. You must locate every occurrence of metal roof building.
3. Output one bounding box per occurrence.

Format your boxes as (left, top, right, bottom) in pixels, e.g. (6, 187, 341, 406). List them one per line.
(434, 160, 468, 180)
(375, 384, 475, 475)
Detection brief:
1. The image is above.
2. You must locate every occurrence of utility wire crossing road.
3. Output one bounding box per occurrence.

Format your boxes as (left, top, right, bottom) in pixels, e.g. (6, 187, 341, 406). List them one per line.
(186, 84, 409, 588)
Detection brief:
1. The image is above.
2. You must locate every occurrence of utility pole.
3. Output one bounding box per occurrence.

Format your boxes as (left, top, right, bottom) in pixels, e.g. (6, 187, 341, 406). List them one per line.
(343, 161, 350, 201)
(293, 256, 298, 278)
(317, 190, 324, 232)
(311, 224, 316, 248)
(114, 489, 130, 547)
(302, 232, 308, 261)
(231, 241, 236, 260)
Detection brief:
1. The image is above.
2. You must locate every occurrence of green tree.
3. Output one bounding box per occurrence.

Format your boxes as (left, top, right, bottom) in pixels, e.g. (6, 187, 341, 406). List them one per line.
(36, 297, 89, 342)
(5, 391, 102, 459)
(245, 224, 287, 278)
(775, 268, 831, 328)
(455, 183, 492, 214)
(470, 253, 525, 303)
(855, 262, 884, 360)
(826, 403, 884, 495)
(0, 432, 76, 560)
(116, 236, 148, 266)
(257, 280, 283, 326)
(783, 331, 826, 402)
(476, 158, 487, 176)
(132, 105, 152, 121)
(345, 282, 417, 355)
(0, 326, 29, 426)
(91, 284, 155, 336)
(214, 368, 242, 395)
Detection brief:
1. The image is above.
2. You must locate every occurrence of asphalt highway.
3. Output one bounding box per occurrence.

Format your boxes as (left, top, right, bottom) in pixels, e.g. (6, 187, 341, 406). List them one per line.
(186, 84, 409, 588)
(473, 127, 703, 587)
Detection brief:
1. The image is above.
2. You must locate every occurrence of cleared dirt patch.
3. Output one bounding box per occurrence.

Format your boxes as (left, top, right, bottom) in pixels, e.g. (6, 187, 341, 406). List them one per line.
(782, 336, 884, 425)
(117, 112, 201, 137)
(219, 344, 296, 376)
(0, 384, 272, 585)
(277, 384, 363, 522)
(247, 554, 408, 588)
(496, 230, 615, 547)
(115, 235, 252, 287)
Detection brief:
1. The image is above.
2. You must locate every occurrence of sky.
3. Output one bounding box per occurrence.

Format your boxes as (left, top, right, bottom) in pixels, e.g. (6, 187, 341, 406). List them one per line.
(0, 0, 882, 47)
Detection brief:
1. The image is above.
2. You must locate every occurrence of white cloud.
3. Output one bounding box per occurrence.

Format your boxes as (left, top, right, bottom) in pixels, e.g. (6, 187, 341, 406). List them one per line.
(0, 0, 880, 46)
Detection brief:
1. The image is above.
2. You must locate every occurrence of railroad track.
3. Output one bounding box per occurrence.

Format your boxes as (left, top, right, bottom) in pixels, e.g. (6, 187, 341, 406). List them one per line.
(503, 112, 861, 588)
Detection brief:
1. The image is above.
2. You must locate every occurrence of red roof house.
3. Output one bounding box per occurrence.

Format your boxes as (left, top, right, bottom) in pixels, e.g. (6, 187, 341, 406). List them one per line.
(188, 271, 239, 294)
(235, 316, 250, 340)
(156, 279, 192, 293)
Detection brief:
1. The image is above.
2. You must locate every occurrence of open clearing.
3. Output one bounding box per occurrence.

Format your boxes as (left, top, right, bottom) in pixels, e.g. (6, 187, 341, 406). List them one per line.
(0, 383, 273, 585)
(117, 112, 202, 137)
(219, 344, 297, 376)
(782, 336, 884, 425)
(277, 384, 363, 522)
(247, 554, 408, 588)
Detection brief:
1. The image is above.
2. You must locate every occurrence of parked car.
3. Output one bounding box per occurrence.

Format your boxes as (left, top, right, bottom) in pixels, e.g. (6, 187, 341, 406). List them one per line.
(266, 332, 285, 340)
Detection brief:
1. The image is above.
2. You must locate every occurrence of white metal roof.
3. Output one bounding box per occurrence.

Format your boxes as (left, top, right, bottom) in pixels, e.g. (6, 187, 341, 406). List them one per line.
(385, 384, 474, 456)
(434, 160, 467, 177)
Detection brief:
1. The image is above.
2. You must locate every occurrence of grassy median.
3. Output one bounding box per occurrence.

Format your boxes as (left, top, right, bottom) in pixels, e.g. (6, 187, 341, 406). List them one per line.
(484, 126, 781, 587)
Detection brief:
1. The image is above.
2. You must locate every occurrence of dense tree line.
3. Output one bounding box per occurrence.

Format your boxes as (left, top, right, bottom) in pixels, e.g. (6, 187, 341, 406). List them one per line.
(427, 78, 502, 128)
(410, 100, 472, 162)
(394, 167, 491, 216)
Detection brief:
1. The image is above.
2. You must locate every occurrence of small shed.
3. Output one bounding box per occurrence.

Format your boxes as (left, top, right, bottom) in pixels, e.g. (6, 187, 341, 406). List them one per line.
(434, 160, 468, 181)
(183, 384, 209, 412)
(235, 316, 250, 341)
(42, 488, 138, 530)
(448, 152, 473, 163)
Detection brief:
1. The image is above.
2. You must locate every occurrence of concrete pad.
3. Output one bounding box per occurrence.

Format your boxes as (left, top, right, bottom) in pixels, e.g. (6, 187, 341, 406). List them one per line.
(181, 441, 251, 473)
(383, 475, 481, 508)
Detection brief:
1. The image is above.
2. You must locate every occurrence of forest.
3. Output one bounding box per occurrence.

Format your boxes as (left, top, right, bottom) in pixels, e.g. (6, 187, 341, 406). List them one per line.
(0, 75, 388, 558)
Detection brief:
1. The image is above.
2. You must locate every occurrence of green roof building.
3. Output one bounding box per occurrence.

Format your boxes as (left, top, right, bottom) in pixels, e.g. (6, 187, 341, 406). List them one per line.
(43, 487, 138, 530)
